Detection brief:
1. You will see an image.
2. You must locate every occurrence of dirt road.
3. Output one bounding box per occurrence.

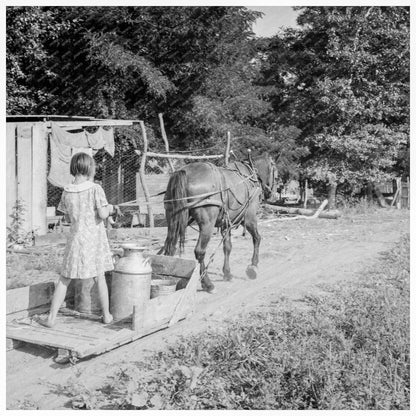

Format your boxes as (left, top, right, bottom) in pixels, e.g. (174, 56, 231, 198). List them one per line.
(6, 208, 409, 409)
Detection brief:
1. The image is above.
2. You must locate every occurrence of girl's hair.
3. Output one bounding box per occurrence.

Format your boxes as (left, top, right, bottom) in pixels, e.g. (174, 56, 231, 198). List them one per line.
(70, 152, 95, 177)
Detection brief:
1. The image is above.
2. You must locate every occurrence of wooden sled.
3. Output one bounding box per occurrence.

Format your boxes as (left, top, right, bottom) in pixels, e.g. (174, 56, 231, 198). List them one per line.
(6, 255, 198, 362)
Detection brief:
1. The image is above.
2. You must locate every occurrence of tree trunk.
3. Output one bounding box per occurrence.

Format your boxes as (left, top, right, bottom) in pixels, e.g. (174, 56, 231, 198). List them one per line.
(365, 182, 374, 202)
(327, 182, 337, 210)
(372, 182, 388, 208)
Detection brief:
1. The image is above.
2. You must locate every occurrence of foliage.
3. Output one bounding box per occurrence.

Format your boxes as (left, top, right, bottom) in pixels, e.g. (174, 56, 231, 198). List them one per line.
(264, 6, 410, 187)
(69, 234, 410, 410)
(6, 6, 410, 198)
(7, 200, 35, 247)
(6, 6, 266, 149)
(6, 6, 73, 114)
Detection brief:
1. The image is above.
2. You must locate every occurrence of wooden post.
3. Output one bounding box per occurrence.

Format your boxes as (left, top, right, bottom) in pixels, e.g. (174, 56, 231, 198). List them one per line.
(6, 123, 17, 230)
(31, 123, 48, 235)
(396, 177, 402, 209)
(303, 179, 308, 209)
(407, 176, 410, 209)
(224, 131, 231, 167)
(136, 150, 223, 160)
(158, 113, 175, 173)
(138, 121, 154, 227)
(16, 123, 33, 233)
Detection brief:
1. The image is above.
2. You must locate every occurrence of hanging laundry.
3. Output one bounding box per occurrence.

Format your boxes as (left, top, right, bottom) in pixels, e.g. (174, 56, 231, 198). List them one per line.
(72, 147, 93, 157)
(86, 127, 115, 157)
(48, 122, 115, 188)
(102, 127, 115, 157)
(48, 135, 73, 187)
(50, 122, 88, 148)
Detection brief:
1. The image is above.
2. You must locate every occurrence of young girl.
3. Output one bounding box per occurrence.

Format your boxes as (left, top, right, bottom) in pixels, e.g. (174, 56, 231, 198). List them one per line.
(43, 152, 120, 327)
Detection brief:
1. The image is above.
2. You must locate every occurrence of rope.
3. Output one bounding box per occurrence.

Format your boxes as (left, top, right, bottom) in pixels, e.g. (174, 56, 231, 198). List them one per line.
(118, 172, 258, 207)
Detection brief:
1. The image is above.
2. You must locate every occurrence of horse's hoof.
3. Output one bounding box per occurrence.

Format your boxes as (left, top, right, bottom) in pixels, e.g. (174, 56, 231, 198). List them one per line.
(206, 286, 216, 294)
(246, 265, 258, 280)
(202, 282, 216, 294)
(223, 273, 233, 281)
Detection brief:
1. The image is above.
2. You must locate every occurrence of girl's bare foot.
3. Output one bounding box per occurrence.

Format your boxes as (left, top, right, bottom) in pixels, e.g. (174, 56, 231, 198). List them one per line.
(38, 317, 55, 328)
(102, 313, 113, 324)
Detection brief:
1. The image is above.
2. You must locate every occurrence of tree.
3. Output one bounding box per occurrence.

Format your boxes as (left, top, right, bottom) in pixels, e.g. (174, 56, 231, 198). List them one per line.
(265, 6, 410, 207)
(6, 6, 72, 113)
(7, 6, 268, 152)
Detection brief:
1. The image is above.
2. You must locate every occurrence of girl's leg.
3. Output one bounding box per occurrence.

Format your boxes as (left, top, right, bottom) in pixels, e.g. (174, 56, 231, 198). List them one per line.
(44, 276, 71, 327)
(95, 274, 113, 324)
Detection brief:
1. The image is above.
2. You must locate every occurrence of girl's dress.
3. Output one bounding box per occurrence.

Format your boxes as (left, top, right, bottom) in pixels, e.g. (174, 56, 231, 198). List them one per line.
(57, 181, 114, 279)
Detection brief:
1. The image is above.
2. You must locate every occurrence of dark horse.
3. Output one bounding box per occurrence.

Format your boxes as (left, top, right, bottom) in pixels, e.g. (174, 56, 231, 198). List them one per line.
(161, 153, 275, 293)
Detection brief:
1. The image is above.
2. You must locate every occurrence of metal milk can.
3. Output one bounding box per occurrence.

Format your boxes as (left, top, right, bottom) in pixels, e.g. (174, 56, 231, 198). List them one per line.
(110, 244, 152, 321)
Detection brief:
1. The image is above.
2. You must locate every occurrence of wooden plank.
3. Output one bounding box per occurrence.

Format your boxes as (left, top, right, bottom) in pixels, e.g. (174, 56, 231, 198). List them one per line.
(6, 314, 133, 352)
(6, 305, 50, 323)
(137, 150, 223, 160)
(48, 120, 137, 129)
(7, 280, 75, 315)
(7, 282, 54, 315)
(149, 255, 196, 279)
(78, 322, 168, 358)
(16, 123, 33, 232)
(265, 203, 341, 219)
(169, 265, 199, 326)
(31, 123, 48, 235)
(138, 121, 154, 226)
(132, 302, 146, 332)
(144, 289, 193, 329)
(6, 326, 104, 351)
(6, 338, 23, 351)
(158, 113, 175, 173)
(6, 123, 17, 229)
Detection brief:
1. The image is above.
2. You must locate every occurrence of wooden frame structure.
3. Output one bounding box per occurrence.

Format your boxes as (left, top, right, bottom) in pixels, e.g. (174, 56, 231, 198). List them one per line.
(6, 255, 199, 360)
(6, 115, 140, 236)
(132, 116, 232, 227)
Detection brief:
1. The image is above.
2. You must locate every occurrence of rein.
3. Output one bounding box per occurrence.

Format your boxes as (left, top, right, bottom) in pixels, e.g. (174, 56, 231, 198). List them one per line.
(118, 168, 259, 208)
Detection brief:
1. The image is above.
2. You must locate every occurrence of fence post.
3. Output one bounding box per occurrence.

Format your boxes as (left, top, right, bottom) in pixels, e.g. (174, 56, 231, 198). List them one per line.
(139, 121, 154, 228)
(31, 123, 48, 235)
(16, 123, 33, 233)
(6, 123, 17, 230)
(158, 113, 175, 173)
(396, 177, 402, 209)
(224, 131, 231, 167)
(407, 176, 410, 209)
(303, 179, 308, 209)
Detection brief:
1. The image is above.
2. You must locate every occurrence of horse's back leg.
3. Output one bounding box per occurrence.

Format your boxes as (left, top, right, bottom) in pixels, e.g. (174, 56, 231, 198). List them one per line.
(244, 204, 261, 280)
(221, 225, 233, 281)
(192, 207, 218, 293)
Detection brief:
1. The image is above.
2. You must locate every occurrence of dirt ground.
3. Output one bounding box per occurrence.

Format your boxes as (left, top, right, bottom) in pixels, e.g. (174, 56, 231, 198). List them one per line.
(6, 207, 410, 410)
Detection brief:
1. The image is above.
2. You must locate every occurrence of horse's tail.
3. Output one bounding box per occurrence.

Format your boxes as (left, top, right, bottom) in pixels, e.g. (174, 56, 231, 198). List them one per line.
(163, 170, 189, 256)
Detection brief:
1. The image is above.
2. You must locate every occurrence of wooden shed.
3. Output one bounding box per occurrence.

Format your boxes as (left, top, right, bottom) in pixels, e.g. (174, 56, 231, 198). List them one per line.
(6, 115, 139, 236)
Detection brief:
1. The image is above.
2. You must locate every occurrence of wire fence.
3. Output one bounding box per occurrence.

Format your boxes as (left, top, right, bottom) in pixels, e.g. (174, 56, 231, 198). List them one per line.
(46, 136, 228, 228)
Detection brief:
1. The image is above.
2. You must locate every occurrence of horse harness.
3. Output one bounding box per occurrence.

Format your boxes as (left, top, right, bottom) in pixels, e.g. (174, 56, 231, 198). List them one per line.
(186, 161, 261, 229)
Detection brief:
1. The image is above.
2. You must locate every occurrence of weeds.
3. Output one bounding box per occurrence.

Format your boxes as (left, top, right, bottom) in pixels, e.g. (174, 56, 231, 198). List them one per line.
(81, 234, 409, 410)
(7, 199, 36, 247)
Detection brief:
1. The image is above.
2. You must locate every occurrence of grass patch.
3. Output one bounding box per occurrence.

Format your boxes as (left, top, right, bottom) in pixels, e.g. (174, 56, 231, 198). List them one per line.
(63, 234, 410, 410)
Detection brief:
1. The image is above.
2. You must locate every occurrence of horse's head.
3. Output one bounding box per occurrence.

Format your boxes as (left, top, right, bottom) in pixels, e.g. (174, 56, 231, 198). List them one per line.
(253, 153, 276, 201)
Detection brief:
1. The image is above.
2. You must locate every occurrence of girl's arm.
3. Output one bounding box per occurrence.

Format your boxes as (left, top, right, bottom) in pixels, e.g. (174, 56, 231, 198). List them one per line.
(97, 204, 114, 220)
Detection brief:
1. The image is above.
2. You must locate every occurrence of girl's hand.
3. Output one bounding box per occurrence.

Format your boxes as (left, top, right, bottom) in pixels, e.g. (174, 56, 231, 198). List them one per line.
(114, 205, 123, 217)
